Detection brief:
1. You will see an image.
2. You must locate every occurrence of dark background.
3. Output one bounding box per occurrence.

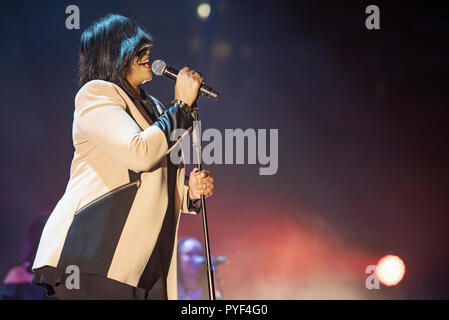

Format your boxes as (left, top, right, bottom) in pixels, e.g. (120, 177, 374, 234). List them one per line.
(0, 0, 448, 298)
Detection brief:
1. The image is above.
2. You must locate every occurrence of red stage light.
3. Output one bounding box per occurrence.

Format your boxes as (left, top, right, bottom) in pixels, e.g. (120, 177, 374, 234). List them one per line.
(376, 255, 405, 287)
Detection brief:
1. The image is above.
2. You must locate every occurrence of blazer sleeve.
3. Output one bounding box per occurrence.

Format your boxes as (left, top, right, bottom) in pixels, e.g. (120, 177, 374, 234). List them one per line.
(182, 180, 202, 215)
(75, 80, 192, 173)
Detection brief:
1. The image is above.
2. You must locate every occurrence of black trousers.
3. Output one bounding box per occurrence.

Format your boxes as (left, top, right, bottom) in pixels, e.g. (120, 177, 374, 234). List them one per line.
(50, 274, 167, 300)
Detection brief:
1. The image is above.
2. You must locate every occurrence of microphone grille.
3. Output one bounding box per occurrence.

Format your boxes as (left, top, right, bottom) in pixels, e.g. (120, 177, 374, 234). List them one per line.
(151, 60, 166, 76)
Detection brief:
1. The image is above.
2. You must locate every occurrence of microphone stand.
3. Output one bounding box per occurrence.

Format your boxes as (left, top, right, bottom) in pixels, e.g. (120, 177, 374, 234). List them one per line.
(190, 101, 216, 300)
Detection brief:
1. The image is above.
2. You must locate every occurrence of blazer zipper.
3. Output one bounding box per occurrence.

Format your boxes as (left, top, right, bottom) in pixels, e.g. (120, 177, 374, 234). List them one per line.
(75, 179, 141, 215)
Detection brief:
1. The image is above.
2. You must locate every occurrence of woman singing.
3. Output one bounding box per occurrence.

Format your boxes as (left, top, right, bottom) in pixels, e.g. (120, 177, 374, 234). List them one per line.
(32, 14, 214, 300)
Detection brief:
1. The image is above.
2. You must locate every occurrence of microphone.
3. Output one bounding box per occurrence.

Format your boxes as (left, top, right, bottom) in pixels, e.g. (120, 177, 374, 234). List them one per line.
(212, 256, 227, 266)
(151, 60, 219, 100)
(198, 256, 227, 266)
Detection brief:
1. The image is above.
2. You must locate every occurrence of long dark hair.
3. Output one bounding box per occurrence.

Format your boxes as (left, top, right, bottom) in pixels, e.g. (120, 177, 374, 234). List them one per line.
(78, 14, 153, 105)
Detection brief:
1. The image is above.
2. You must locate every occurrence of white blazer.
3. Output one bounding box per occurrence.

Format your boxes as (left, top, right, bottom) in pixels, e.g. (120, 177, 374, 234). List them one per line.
(32, 79, 196, 299)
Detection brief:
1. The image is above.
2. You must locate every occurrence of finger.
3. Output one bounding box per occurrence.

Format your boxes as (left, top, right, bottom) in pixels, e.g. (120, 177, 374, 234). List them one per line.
(179, 67, 190, 76)
(200, 170, 210, 178)
(193, 72, 203, 82)
(204, 189, 213, 197)
(196, 74, 204, 82)
(188, 70, 203, 83)
(194, 76, 202, 84)
(199, 182, 213, 192)
(202, 187, 213, 196)
(191, 70, 203, 77)
(199, 176, 214, 185)
(200, 182, 213, 192)
(195, 175, 203, 184)
(196, 185, 213, 197)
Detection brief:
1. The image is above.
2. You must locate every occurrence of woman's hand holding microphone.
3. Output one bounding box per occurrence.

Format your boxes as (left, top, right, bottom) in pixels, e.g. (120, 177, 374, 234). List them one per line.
(174, 66, 204, 108)
(174, 67, 214, 200)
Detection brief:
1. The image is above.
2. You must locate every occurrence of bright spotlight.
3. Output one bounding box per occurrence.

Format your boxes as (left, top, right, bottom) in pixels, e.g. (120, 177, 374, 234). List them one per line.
(197, 3, 211, 20)
(376, 255, 405, 287)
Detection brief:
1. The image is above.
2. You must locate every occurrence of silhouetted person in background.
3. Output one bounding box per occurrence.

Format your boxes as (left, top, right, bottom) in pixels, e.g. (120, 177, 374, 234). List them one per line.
(177, 236, 222, 300)
(0, 216, 55, 300)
